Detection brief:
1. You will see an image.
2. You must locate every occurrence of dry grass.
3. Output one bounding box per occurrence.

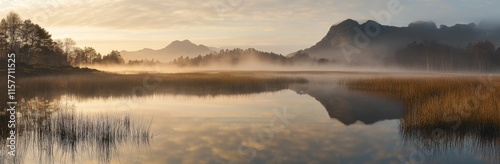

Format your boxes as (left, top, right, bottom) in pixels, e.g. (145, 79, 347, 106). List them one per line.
(15, 72, 307, 100)
(10, 98, 152, 163)
(343, 76, 500, 128)
(344, 76, 500, 161)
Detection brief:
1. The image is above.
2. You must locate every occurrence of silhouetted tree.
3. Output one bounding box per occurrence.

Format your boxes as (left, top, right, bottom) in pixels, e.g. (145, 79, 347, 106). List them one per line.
(128, 59, 160, 65)
(5, 12, 22, 52)
(92, 53, 102, 64)
(495, 47, 500, 68)
(170, 48, 324, 67)
(0, 19, 8, 59)
(393, 40, 499, 72)
(317, 58, 330, 64)
(62, 38, 75, 62)
(0, 12, 72, 66)
(71, 47, 98, 65)
(467, 40, 495, 71)
(93, 50, 125, 65)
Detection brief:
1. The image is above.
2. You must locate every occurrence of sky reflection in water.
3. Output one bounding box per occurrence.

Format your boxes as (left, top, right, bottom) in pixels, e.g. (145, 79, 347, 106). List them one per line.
(3, 77, 498, 164)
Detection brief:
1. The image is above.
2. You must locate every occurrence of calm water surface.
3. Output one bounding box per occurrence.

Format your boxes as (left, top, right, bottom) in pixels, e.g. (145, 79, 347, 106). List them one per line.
(2, 73, 498, 164)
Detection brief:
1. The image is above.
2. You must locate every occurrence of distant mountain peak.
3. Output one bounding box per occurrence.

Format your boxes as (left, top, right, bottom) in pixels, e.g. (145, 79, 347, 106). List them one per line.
(307, 19, 361, 51)
(337, 19, 359, 25)
(181, 39, 192, 43)
(362, 20, 380, 26)
(408, 21, 437, 29)
(291, 19, 500, 64)
(333, 19, 360, 28)
(168, 40, 195, 47)
(121, 40, 215, 62)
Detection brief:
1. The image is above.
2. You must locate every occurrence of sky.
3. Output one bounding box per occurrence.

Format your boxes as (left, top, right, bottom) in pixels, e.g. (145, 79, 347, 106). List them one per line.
(0, 0, 498, 55)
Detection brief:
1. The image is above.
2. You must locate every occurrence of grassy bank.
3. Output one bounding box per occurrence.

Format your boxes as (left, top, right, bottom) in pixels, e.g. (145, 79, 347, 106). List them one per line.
(0, 62, 99, 77)
(343, 76, 500, 129)
(344, 76, 500, 159)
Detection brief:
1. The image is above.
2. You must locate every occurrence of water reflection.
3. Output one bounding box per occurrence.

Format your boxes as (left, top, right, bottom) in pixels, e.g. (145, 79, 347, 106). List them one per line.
(1, 73, 499, 163)
(58, 91, 404, 164)
(290, 83, 403, 125)
(1, 98, 152, 164)
(0, 113, 10, 163)
(342, 77, 500, 163)
(400, 107, 500, 163)
(16, 74, 305, 101)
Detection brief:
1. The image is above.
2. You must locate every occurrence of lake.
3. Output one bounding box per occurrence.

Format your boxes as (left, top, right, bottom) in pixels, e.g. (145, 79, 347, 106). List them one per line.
(1, 72, 498, 164)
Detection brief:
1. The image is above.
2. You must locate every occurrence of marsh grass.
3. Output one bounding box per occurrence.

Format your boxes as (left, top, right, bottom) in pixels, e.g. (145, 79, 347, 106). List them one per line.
(343, 76, 500, 161)
(7, 98, 153, 163)
(16, 72, 307, 100)
(343, 76, 500, 127)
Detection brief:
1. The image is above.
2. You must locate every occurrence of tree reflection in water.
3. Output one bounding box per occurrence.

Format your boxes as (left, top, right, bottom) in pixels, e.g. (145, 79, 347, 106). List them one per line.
(0, 73, 305, 163)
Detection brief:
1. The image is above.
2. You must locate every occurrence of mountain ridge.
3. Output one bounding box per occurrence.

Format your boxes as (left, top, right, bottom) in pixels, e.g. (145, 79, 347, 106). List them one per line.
(120, 40, 217, 62)
(291, 19, 500, 64)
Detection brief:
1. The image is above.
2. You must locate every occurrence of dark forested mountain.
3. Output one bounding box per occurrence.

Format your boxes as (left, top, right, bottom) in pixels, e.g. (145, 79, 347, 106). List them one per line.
(121, 40, 216, 63)
(291, 19, 500, 64)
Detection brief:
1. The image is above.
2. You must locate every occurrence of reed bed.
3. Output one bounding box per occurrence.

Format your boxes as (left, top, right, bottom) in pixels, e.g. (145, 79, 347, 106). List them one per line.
(343, 76, 500, 128)
(343, 76, 500, 161)
(342, 77, 500, 163)
(4, 98, 153, 163)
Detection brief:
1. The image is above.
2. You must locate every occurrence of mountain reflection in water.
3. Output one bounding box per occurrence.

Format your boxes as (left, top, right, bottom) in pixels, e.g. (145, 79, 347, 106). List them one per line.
(0, 73, 498, 163)
(290, 83, 404, 125)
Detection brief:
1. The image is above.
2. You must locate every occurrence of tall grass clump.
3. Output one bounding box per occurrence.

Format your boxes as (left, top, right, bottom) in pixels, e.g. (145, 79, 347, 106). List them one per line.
(342, 77, 500, 163)
(343, 76, 500, 128)
(343, 76, 500, 161)
(15, 98, 152, 163)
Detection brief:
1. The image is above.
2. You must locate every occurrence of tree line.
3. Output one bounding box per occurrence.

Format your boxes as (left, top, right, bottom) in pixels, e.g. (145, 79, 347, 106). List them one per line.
(390, 40, 500, 71)
(170, 48, 332, 67)
(0, 12, 125, 66)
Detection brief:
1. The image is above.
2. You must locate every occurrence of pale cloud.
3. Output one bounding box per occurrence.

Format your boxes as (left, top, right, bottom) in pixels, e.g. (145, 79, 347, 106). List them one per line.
(0, 0, 498, 54)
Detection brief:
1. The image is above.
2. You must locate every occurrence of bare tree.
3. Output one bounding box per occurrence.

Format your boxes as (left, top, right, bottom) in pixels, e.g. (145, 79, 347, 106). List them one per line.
(5, 12, 22, 51)
(0, 19, 8, 59)
(63, 38, 76, 62)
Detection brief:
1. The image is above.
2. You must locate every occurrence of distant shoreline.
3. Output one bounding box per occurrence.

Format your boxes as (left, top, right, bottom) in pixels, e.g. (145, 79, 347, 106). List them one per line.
(0, 63, 100, 77)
